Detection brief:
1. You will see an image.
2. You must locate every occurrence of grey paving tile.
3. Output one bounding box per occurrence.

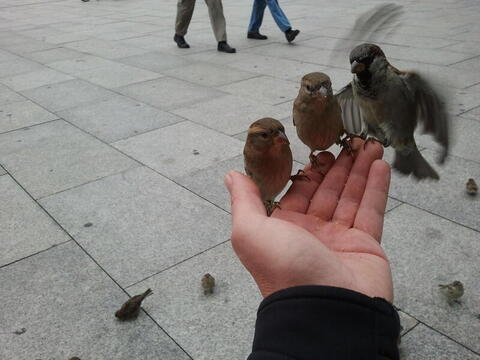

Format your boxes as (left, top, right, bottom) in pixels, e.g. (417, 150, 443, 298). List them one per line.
(22, 47, 85, 64)
(383, 205, 480, 352)
(58, 95, 183, 143)
(113, 121, 244, 178)
(184, 50, 257, 66)
(461, 106, 480, 122)
(416, 116, 480, 164)
(398, 311, 418, 336)
(163, 62, 257, 87)
(400, 325, 480, 360)
(128, 242, 261, 360)
(386, 197, 402, 213)
(171, 94, 290, 135)
(0, 175, 69, 266)
(451, 55, 480, 72)
(43, 31, 92, 44)
(218, 76, 300, 105)
(0, 241, 189, 360)
(118, 51, 193, 73)
(0, 68, 73, 91)
(64, 38, 149, 59)
(228, 54, 325, 83)
(0, 49, 20, 63)
(388, 149, 480, 231)
(0, 166, 5, 176)
(0, 84, 25, 105)
(0, 58, 44, 78)
(441, 41, 480, 55)
(0, 100, 58, 133)
(119, 33, 214, 55)
(0, 120, 138, 199)
(40, 166, 231, 287)
(117, 77, 227, 111)
(73, 62, 162, 89)
(4, 39, 57, 54)
(47, 55, 118, 74)
(21, 79, 116, 112)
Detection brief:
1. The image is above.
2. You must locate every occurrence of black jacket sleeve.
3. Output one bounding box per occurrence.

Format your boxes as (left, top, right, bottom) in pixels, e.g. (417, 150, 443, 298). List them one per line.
(248, 286, 400, 360)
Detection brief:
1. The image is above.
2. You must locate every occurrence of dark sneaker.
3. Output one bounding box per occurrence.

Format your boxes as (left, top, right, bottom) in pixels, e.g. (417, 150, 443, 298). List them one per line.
(247, 31, 268, 40)
(218, 41, 236, 53)
(285, 29, 300, 43)
(174, 34, 190, 49)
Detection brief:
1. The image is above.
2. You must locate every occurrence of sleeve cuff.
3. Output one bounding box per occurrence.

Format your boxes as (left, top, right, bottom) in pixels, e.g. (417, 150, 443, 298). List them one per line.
(248, 286, 400, 360)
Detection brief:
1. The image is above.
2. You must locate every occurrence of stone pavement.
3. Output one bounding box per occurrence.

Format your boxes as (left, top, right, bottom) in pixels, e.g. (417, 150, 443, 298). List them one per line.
(0, 0, 479, 358)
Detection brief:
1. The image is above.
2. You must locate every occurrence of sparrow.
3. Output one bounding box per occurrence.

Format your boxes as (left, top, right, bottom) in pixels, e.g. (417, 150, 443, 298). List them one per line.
(115, 288, 153, 320)
(293, 72, 348, 166)
(439, 281, 464, 305)
(244, 118, 303, 216)
(201, 273, 215, 295)
(466, 178, 478, 196)
(337, 43, 449, 180)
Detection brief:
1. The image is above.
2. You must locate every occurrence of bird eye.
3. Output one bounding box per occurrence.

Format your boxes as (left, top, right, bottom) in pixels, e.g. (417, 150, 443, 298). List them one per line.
(260, 132, 268, 138)
(306, 85, 313, 92)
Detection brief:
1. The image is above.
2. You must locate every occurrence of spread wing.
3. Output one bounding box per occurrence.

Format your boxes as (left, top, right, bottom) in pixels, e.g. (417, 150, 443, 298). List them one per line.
(401, 72, 450, 163)
(335, 83, 366, 136)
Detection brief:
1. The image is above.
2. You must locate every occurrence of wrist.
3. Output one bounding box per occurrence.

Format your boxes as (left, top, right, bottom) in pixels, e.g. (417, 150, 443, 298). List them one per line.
(249, 286, 400, 360)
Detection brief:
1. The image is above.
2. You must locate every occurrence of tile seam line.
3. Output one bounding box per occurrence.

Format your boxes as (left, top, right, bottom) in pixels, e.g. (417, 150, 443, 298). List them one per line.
(386, 196, 480, 235)
(447, 54, 480, 67)
(125, 238, 231, 289)
(1, 171, 195, 360)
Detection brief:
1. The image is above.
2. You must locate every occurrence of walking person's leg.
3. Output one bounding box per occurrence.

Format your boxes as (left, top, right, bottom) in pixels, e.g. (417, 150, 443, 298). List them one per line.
(205, 0, 236, 53)
(248, 0, 268, 39)
(265, 0, 299, 42)
(174, 0, 195, 48)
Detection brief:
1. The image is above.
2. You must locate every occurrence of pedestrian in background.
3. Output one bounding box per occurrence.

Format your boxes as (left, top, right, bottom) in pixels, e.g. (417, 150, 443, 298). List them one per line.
(247, 0, 300, 43)
(174, 0, 236, 53)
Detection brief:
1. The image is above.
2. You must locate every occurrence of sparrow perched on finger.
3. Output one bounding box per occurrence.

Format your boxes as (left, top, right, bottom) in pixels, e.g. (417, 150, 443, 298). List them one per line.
(439, 281, 464, 305)
(337, 43, 449, 180)
(466, 178, 478, 196)
(201, 273, 215, 295)
(293, 73, 348, 166)
(244, 118, 293, 216)
(115, 288, 153, 320)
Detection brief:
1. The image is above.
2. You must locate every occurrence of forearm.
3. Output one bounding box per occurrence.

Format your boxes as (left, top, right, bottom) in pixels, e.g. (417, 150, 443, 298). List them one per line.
(248, 286, 400, 360)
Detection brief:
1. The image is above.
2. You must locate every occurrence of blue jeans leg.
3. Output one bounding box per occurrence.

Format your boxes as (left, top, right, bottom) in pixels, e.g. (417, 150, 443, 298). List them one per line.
(248, 0, 267, 32)
(265, 0, 291, 32)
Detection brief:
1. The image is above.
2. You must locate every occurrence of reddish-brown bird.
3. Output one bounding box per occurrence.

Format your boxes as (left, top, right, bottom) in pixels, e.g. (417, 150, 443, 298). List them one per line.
(244, 118, 295, 216)
(293, 72, 346, 166)
(115, 289, 153, 320)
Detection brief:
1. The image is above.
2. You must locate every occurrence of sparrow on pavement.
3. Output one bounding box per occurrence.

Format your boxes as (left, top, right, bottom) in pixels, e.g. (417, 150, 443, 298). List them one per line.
(244, 118, 305, 216)
(115, 289, 153, 320)
(439, 281, 464, 305)
(337, 43, 449, 180)
(201, 273, 216, 295)
(466, 178, 478, 196)
(293, 72, 348, 166)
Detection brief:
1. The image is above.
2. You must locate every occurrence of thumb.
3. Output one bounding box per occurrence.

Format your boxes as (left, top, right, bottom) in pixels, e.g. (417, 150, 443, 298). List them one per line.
(224, 171, 266, 218)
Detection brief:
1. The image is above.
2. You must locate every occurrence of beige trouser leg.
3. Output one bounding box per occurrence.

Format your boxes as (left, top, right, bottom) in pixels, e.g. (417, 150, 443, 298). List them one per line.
(175, 0, 196, 36)
(205, 0, 227, 42)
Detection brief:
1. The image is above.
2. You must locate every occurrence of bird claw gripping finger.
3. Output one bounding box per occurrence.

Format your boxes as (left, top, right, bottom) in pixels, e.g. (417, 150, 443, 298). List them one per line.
(337, 135, 355, 155)
(265, 201, 281, 216)
(363, 136, 389, 149)
(290, 169, 311, 182)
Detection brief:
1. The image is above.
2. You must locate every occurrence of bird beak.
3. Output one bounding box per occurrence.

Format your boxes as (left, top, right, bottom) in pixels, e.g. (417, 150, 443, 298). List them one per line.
(275, 131, 289, 145)
(319, 86, 328, 97)
(351, 60, 366, 74)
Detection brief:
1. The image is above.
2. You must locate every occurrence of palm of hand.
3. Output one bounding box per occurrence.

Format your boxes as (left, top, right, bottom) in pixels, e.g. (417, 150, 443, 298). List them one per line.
(227, 139, 393, 301)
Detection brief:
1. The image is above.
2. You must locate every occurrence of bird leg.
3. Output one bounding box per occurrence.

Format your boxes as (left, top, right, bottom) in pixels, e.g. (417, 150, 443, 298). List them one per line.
(309, 151, 320, 167)
(290, 169, 310, 182)
(336, 135, 355, 155)
(363, 136, 389, 149)
(265, 200, 281, 216)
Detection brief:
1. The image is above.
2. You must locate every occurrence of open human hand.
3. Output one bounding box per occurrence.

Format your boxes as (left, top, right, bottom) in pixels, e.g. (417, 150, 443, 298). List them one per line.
(224, 139, 393, 301)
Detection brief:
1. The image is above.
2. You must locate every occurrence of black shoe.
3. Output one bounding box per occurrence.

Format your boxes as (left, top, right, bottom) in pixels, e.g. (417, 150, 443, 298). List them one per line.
(174, 34, 190, 49)
(218, 41, 236, 53)
(285, 29, 300, 43)
(247, 31, 268, 40)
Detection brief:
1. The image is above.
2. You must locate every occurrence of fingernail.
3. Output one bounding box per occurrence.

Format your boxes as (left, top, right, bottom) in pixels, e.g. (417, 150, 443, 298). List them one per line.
(224, 172, 233, 190)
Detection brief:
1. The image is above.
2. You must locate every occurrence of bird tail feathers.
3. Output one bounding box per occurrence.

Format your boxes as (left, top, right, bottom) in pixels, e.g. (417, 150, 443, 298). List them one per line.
(393, 149, 439, 180)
